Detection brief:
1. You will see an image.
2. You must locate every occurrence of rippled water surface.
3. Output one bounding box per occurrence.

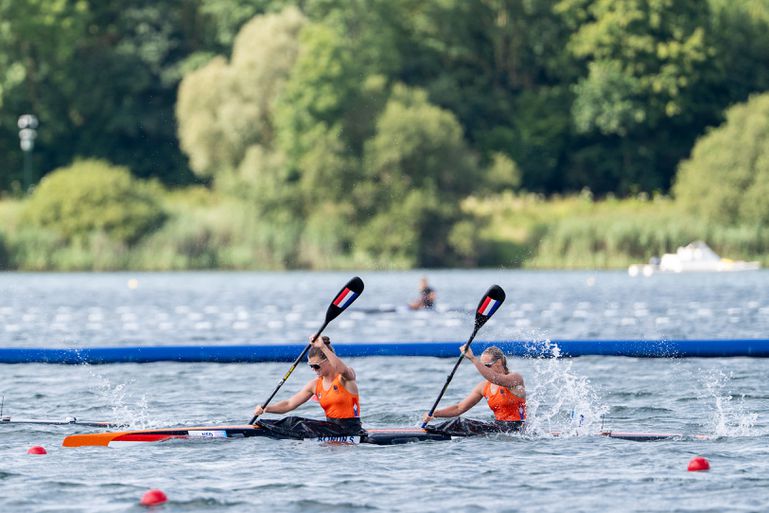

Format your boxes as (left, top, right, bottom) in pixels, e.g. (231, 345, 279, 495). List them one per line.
(1, 271, 768, 512)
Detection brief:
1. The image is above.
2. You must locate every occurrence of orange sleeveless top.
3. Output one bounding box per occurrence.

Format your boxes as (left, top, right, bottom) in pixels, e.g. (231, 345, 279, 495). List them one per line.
(314, 375, 360, 419)
(483, 381, 525, 421)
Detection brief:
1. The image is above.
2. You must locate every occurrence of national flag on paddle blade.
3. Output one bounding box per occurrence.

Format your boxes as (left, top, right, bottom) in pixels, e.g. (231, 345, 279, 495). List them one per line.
(333, 287, 358, 308)
(478, 297, 501, 316)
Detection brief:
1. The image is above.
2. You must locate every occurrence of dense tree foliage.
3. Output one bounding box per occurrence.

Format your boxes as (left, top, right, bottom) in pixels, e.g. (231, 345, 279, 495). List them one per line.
(177, 7, 306, 178)
(674, 93, 769, 224)
(3, 0, 767, 196)
(2, 0, 769, 268)
(0, 0, 205, 190)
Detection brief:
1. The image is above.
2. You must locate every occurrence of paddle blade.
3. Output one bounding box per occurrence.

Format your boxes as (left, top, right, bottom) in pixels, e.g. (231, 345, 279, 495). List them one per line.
(474, 285, 506, 329)
(325, 276, 365, 322)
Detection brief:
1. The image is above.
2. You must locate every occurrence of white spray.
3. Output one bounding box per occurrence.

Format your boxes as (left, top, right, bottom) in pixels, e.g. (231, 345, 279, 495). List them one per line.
(700, 368, 758, 437)
(516, 337, 609, 437)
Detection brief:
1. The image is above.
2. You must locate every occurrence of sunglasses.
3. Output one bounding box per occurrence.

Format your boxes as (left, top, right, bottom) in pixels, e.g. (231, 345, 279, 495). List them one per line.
(308, 363, 322, 370)
(483, 361, 496, 368)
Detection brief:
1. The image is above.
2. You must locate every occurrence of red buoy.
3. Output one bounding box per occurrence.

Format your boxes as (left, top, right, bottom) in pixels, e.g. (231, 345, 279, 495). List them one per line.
(140, 489, 168, 507)
(687, 456, 710, 471)
(27, 446, 47, 455)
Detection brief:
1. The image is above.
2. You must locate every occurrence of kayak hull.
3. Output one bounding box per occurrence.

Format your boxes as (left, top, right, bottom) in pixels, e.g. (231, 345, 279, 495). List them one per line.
(62, 425, 452, 447)
(61, 425, 711, 448)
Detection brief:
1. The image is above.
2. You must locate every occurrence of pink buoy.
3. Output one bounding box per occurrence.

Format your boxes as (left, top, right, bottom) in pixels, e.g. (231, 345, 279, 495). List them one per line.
(27, 446, 47, 455)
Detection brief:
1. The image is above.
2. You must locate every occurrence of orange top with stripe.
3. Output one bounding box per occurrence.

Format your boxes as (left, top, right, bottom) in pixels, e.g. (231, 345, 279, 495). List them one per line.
(314, 375, 360, 419)
(483, 381, 525, 421)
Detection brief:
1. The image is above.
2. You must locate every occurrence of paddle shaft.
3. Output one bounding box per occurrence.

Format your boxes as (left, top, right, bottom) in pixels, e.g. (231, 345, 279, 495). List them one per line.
(421, 326, 480, 428)
(249, 321, 328, 424)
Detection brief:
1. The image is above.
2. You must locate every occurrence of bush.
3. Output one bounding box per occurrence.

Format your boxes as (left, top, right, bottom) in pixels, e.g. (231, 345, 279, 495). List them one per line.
(674, 93, 769, 224)
(23, 159, 166, 245)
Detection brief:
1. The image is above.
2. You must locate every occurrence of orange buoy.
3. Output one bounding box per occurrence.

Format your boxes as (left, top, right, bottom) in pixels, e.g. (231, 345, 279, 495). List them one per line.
(139, 489, 168, 507)
(687, 456, 710, 471)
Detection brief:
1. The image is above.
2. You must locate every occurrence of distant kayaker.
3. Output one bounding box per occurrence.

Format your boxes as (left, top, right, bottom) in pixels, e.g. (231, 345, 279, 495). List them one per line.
(409, 277, 436, 310)
(252, 336, 363, 438)
(422, 345, 526, 435)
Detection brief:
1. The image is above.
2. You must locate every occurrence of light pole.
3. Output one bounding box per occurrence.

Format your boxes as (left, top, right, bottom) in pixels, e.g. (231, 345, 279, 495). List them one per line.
(17, 114, 38, 193)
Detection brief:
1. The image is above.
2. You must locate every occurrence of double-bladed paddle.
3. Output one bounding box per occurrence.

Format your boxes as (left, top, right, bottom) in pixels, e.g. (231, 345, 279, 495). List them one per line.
(421, 284, 506, 428)
(249, 276, 364, 424)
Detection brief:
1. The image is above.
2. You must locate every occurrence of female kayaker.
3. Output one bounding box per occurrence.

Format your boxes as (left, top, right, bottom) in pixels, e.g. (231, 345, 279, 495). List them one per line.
(422, 345, 525, 435)
(252, 335, 363, 438)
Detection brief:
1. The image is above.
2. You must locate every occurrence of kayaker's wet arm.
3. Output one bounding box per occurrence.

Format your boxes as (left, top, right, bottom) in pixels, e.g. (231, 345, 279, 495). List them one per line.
(471, 358, 524, 391)
(254, 381, 314, 416)
(463, 344, 525, 393)
(424, 385, 484, 421)
(312, 335, 355, 381)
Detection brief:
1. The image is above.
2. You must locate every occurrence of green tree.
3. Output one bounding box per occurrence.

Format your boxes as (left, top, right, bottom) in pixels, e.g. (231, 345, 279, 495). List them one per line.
(388, 0, 578, 194)
(0, 0, 207, 190)
(274, 20, 375, 181)
(290, 0, 579, 195)
(674, 93, 769, 224)
(569, 0, 711, 134)
(177, 7, 310, 267)
(271, 19, 388, 266)
(176, 6, 306, 178)
(360, 84, 481, 266)
(564, 0, 714, 194)
(22, 159, 166, 245)
(0, 0, 87, 191)
(197, 0, 299, 51)
(707, 0, 769, 104)
(363, 85, 479, 200)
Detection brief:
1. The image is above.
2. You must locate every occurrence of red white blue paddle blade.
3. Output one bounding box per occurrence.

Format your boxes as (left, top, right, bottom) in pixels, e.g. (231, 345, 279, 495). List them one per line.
(325, 276, 365, 322)
(474, 285, 505, 329)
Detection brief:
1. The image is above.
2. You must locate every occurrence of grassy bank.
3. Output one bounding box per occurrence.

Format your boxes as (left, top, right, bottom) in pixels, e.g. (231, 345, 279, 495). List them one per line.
(2, 189, 767, 271)
(463, 192, 769, 268)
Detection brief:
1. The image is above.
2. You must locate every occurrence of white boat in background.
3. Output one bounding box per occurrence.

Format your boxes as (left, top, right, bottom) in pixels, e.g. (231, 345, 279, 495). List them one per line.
(628, 241, 761, 276)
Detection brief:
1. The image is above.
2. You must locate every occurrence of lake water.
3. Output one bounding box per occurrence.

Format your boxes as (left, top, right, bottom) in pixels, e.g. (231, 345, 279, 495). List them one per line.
(1, 271, 768, 512)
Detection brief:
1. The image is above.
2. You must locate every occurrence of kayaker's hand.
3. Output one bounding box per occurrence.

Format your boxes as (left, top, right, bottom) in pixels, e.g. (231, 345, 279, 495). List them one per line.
(461, 344, 475, 360)
(253, 405, 265, 417)
(310, 335, 329, 348)
(422, 413, 434, 423)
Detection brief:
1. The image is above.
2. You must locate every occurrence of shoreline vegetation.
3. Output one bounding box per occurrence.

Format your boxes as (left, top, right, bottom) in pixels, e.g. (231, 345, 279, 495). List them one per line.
(2, 187, 767, 272)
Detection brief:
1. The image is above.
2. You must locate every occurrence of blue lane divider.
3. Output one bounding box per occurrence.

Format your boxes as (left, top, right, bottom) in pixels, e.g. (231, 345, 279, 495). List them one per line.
(1, 339, 769, 363)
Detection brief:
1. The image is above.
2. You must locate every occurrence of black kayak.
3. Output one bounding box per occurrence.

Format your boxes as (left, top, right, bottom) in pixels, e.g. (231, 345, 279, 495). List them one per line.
(63, 423, 451, 447)
(62, 418, 711, 448)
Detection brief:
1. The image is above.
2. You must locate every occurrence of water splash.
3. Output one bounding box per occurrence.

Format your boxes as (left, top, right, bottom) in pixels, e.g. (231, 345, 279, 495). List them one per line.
(516, 337, 609, 437)
(81, 366, 154, 428)
(700, 369, 758, 437)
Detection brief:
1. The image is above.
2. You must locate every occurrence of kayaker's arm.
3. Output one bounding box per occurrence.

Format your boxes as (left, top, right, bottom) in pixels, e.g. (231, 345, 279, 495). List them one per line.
(470, 358, 525, 391)
(254, 380, 315, 416)
(463, 347, 525, 393)
(427, 383, 484, 419)
(315, 337, 355, 381)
